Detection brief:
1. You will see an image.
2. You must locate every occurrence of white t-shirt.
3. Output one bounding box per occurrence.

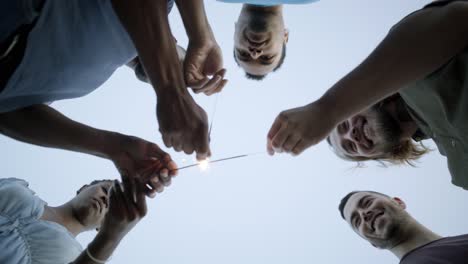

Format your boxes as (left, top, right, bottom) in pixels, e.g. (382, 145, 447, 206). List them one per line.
(0, 178, 82, 264)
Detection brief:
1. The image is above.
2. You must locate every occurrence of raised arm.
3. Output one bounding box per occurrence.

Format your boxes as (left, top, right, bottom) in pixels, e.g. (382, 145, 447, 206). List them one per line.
(0, 104, 177, 197)
(175, 0, 228, 95)
(267, 2, 468, 155)
(111, 0, 212, 160)
(71, 180, 147, 264)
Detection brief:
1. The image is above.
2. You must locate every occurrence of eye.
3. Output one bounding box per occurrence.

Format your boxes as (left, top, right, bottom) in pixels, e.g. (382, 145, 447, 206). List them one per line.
(101, 186, 109, 194)
(347, 141, 357, 154)
(238, 50, 249, 57)
(355, 217, 361, 228)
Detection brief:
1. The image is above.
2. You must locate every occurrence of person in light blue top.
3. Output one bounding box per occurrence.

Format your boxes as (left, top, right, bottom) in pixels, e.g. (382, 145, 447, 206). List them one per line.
(218, 0, 319, 80)
(0, 177, 152, 264)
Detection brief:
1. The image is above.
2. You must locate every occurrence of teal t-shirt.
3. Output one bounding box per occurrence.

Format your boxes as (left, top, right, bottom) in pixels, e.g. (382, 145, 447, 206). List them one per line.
(217, 0, 318, 5)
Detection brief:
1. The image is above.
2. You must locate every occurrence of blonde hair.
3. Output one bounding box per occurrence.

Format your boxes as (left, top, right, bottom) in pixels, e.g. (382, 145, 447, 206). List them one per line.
(328, 138, 430, 167)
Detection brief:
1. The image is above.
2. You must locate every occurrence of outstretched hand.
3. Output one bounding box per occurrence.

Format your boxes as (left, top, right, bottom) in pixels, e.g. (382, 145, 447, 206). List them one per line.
(267, 101, 338, 156)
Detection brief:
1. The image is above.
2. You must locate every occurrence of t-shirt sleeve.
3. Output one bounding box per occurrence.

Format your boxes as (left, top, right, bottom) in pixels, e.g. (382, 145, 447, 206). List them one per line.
(0, 178, 45, 219)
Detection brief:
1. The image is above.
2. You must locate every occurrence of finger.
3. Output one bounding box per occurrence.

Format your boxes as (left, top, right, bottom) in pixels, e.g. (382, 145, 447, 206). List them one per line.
(182, 142, 195, 155)
(195, 68, 226, 94)
(143, 167, 160, 198)
(186, 64, 209, 88)
(162, 155, 178, 177)
(195, 135, 211, 161)
(111, 180, 127, 212)
(135, 179, 148, 217)
(193, 75, 222, 94)
(271, 124, 289, 153)
(282, 134, 301, 153)
(172, 135, 183, 152)
(121, 170, 137, 204)
(267, 138, 275, 156)
(120, 181, 138, 220)
(162, 135, 172, 148)
(292, 140, 311, 156)
(205, 79, 228, 96)
(267, 115, 284, 141)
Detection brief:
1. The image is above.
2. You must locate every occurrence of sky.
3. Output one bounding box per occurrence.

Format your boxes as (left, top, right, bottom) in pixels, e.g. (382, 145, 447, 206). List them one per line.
(2, 1, 468, 264)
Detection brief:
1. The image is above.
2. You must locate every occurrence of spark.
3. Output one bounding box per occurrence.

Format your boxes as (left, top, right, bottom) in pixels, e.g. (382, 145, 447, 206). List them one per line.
(198, 158, 210, 171)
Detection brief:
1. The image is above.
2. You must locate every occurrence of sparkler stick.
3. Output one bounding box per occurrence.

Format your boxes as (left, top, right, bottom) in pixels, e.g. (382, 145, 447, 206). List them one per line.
(208, 93, 219, 138)
(174, 152, 265, 171)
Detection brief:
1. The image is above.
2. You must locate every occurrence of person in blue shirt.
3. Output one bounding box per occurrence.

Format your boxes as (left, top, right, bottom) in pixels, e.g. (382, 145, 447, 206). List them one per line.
(0, 0, 227, 195)
(0, 177, 156, 264)
(218, 0, 318, 80)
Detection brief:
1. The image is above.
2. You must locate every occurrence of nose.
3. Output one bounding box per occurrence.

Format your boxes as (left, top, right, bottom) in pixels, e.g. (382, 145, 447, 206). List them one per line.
(362, 210, 373, 223)
(248, 47, 263, 59)
(351, 127, 361, 143)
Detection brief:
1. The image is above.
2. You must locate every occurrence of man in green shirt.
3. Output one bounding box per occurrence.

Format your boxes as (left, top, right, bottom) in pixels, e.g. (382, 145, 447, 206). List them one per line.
(266, 1, 468, 188)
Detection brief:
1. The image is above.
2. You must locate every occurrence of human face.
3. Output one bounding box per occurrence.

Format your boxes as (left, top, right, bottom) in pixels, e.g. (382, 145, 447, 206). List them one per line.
(234, 6, 288, 76)
(328, 105, 402, 159)
(70, 181, 113, 231)
(343, 192, 408, 249)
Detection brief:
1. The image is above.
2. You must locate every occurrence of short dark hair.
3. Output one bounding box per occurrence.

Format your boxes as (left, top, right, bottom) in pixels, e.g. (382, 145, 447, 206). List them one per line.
(338, 191, 389, 219)
(233, 43, 287, 81)
(76, 179, 113, 195)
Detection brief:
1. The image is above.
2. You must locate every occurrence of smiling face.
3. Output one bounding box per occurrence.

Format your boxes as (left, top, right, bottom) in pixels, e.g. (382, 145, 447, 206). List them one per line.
(233, 5, 288, 78)
(343, 192, 409, 249)
(70, 180, 113, 231)
(328, 104, 402, 160)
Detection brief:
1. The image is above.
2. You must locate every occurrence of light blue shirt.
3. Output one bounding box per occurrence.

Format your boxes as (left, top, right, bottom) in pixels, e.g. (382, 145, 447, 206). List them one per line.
(0, 0, 173, 113)
(217, 0, 318, 5)
(0, 178, 82, 264)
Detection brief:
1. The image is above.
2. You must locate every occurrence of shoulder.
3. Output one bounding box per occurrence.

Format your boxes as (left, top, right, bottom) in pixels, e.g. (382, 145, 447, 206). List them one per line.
(0, 178, 44, 219)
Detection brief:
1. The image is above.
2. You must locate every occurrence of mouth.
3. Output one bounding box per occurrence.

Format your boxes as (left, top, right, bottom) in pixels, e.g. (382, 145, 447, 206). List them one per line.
(244, 30, 268, 45)
(360, 119, 373, 148)
(371, 211, 384, 231)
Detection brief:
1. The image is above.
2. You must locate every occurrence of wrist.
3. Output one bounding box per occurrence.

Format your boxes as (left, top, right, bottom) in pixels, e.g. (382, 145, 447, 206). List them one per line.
(315, 94, 343, 124)
(99, 131, 126, 161)
(96, 227, 125, 245)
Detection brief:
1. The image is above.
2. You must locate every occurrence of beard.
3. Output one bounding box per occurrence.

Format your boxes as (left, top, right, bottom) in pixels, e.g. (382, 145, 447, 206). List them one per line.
(367, 104, 402, 153)
(371, 207, 409, 249)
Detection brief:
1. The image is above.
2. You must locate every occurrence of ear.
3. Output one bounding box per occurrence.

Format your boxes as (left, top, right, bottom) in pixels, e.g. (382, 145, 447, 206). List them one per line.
(392, 197, 406, 209)
(284, 28, 289, 43)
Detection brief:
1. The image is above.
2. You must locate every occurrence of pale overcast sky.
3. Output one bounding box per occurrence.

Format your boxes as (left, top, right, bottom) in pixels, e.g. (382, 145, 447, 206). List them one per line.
(2, 1, 467, 263)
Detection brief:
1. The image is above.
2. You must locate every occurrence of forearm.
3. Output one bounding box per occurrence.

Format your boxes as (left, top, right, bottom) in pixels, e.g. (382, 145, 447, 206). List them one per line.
(71, 231, 122, 264)
(111, 0, 186, 94)
(320, 3, 468, 122)
(0, 104, 120, 159)
(175, 0, 213, 41)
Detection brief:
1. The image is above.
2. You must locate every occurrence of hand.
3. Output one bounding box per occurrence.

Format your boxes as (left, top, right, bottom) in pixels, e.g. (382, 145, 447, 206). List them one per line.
(157, 91, 211, 160)
(99, 180, 147, 241)
(184, 37, 228, 96)
(110, 134, 178, 198)
(267, 101, 338, 156)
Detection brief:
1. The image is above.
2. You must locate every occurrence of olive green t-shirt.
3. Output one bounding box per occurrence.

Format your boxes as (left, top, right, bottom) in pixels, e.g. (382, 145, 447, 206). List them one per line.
(399, 0, 468, 190)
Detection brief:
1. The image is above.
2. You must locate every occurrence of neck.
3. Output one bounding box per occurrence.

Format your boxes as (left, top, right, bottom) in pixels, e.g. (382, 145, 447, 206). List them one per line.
(384, 99, 419, 140)
(41, 203, 85, 237)
(243, 4, 282, 13)
(390, 220, 442, 259)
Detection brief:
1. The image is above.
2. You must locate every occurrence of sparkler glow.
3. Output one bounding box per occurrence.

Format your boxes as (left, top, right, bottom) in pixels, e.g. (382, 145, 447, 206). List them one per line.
(197, 158, 210, 171)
